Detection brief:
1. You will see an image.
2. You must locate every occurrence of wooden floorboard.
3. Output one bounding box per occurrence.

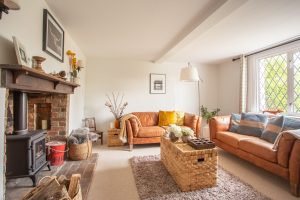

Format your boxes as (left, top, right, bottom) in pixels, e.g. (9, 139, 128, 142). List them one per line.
(6, 153, 99, 200)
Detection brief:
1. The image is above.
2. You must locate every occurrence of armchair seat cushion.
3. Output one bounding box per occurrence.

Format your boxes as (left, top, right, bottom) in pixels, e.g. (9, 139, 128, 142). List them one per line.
(137, 126, 165, 138)
(239, 138, 277, 163)
(216, 131, 253, 148)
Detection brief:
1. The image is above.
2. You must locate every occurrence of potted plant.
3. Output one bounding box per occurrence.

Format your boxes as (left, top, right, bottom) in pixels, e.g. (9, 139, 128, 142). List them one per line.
(66, 50, 82, 84)
(201, 106, 221, 123)
(181, 127, 194, 143)
(168, 124, 182, 142)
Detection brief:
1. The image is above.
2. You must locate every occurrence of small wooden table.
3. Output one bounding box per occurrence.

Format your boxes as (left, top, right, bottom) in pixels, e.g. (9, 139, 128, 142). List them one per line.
(160, 136, 218, 191)
(107, 129, 124, 147)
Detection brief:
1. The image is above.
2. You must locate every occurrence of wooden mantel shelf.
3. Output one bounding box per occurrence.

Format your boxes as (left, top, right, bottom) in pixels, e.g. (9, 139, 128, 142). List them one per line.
(0, 64, 79, 94)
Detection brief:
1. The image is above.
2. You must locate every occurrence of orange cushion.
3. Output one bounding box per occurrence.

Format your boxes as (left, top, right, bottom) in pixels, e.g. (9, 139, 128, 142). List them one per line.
(184, 113, 198, 131)
(158, 111, 176, 126)
(137, 126, 165, 138)
(239, 138, 277, 163)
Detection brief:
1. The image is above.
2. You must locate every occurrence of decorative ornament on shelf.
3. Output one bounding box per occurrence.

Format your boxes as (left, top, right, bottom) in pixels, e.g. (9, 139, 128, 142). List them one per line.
(201, 106, 220, 123)
(105, 92, 128, 128)
(66, 50, 83, 84)
(32, 56, 46, 72)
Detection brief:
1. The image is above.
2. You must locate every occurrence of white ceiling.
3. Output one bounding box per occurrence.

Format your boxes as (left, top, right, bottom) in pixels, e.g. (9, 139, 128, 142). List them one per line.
(46, 0, 300, 64)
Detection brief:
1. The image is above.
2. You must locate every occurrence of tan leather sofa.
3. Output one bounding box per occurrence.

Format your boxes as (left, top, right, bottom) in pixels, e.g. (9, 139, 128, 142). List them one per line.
(125, 112, 201, 150)
(209, 115, 300, 196)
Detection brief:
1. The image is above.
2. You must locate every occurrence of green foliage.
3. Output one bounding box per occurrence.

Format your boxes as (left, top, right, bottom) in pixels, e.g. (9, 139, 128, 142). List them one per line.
(201, 106, 220, 122)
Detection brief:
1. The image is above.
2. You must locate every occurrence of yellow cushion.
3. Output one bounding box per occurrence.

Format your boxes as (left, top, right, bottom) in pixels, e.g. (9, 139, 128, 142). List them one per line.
(175, 111, 185, 126)
(158, 111, 176, 126)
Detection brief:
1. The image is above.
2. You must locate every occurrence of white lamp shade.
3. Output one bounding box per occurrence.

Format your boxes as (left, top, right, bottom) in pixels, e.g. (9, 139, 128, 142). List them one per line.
(180, 66, 199, 82)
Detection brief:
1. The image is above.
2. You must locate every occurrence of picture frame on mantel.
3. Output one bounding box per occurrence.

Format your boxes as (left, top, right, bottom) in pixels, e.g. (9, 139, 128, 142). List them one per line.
(12, 36, 29, 66)
(42, 9, 64, 62)
(150, 73, 166, 94)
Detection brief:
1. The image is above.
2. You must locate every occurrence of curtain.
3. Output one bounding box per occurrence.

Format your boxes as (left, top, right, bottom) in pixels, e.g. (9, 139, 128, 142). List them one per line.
(239, 55, 248, 113)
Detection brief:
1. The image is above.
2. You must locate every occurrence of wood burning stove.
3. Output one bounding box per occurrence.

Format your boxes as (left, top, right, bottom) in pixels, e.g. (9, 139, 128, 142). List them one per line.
(6, 91, 50, 186)
(6, 130, 50, 186)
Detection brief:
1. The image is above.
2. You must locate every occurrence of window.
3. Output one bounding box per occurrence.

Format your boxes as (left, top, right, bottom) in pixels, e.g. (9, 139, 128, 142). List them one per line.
(258, 50, 300, 113)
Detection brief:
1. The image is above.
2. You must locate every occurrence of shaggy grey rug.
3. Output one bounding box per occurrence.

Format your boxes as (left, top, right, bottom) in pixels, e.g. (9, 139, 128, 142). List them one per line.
(130, 155, 270, 200)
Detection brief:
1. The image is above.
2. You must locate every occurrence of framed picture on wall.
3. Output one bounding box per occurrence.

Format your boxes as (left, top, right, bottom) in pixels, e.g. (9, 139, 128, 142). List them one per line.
(43, 9, 64, 62)
(150, 73, 166, 94)
(12, 36, 29, 66)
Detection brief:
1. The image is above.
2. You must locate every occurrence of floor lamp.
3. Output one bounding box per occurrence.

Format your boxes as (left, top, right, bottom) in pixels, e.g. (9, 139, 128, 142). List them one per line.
(180, 63, 203, 116)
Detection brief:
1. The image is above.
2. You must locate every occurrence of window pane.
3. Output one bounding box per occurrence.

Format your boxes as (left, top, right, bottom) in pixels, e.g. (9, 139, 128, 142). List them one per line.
(258, 54, 288, 112)
(293, 52, 300, 113)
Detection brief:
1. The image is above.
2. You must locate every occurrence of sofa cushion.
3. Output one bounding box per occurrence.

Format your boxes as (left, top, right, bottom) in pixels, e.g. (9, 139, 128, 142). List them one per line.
(137, 126, 165, 138)
(216, 131, 254, 148)
(158, 111, 177, 126)
(132, 112, 158, 127)
(282, 116, 300, 131)
(229, 113, 241, 133)
(175, 111, 185, 126)
(261, 116, 284, 143)
(239, 138, 277, 163)
(184, 113, 198, 132)
(237, 113, 268, 137)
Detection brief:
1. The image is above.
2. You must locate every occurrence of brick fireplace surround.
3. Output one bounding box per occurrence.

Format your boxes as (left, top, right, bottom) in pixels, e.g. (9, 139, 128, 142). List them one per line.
(6, 91, 70, 136)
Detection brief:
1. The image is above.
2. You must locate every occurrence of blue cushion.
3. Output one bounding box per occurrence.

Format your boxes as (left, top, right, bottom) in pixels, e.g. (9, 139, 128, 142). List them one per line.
(237, 113, 268, 137)
(229, 113, 241, 133)
(261, 116, 284, 143)
(282, 117, 300, 131)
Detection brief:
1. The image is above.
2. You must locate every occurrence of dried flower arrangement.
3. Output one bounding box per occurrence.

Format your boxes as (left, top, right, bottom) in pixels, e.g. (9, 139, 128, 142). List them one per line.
(105, 92, 128, 120)
(66, 50, 82, 78)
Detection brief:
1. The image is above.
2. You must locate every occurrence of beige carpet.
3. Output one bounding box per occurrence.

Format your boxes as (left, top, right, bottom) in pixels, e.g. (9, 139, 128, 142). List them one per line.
(130, 155, 269, 200)
(88, 140, 298, 200)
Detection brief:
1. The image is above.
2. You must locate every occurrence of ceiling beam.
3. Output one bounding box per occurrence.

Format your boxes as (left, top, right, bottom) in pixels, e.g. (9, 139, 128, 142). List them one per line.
(154, 0, 249, 63)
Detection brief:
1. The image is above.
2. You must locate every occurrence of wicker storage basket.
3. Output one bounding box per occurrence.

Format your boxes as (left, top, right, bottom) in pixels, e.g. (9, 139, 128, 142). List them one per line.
(69, 140, 92, 161)
(161, 136, 218, 192)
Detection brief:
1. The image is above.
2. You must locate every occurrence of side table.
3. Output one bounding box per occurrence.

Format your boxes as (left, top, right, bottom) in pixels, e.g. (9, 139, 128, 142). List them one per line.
(107, 128, 124, 147)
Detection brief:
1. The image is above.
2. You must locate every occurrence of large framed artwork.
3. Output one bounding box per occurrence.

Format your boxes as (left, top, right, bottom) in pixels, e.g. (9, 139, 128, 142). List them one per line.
(43, 9, 64, 62)
(150, 73, 166, 94)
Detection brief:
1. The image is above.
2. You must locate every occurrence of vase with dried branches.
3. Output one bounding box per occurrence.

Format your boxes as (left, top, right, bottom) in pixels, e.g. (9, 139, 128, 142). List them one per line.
(105, 92, 128, 128)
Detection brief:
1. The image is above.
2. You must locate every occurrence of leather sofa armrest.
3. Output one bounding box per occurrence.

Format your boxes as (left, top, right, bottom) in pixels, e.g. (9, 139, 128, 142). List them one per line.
(277, 133, 297, 168)
(208, 115, 230, 140)
(289, 139, 300, 196)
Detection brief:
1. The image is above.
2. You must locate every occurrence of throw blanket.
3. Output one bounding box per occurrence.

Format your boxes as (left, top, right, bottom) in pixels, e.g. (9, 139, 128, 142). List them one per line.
(119, 114, 142, 143)
(272, 129, 300, 150)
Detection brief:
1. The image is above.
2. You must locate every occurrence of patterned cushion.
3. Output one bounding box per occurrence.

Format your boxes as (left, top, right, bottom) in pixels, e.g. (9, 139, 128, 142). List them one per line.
(261, 116, 284, 143)
(237, 113, 268, 137)
(158, 111, 176, 126)
(175, 111, 185, 126)
(282, 117, 300, 131)
(229, 113, 241, 133)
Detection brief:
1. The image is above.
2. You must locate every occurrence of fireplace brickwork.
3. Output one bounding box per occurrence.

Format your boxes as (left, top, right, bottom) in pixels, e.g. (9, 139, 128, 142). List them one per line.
(5, 91, 70, 137)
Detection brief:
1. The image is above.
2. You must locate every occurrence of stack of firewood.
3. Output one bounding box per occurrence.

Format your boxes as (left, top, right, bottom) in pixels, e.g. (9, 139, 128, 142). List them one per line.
(23, 174, 82, 200)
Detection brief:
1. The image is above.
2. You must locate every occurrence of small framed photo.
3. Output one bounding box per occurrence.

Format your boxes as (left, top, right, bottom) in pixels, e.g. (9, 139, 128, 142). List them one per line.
(12, 36, 29, 66)
(150, 73, 166, 94)
(43, 9, 64, 62)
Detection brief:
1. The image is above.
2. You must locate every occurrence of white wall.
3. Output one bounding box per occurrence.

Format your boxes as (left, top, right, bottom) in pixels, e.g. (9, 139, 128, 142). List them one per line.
(0, 0, 86, 198)
(217, 60, 240, 115)
(84, 59, 219, 130)
(0, 0, 87, 131)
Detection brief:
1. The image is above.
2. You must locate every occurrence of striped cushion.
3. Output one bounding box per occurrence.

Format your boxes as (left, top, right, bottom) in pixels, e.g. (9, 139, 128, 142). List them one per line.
(237, 113, 268, 137)
(229, 113, 241, 133)
(282, 117, 300, 131)
(261, 116, 284, 143)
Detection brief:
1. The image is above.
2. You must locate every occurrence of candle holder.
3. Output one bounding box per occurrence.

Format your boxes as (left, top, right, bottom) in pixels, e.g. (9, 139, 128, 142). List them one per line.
(32, 56, 46, 72)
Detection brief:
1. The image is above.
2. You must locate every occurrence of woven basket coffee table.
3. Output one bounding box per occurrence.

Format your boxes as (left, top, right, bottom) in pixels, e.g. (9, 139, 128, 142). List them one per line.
(160, 136, 218, 192)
